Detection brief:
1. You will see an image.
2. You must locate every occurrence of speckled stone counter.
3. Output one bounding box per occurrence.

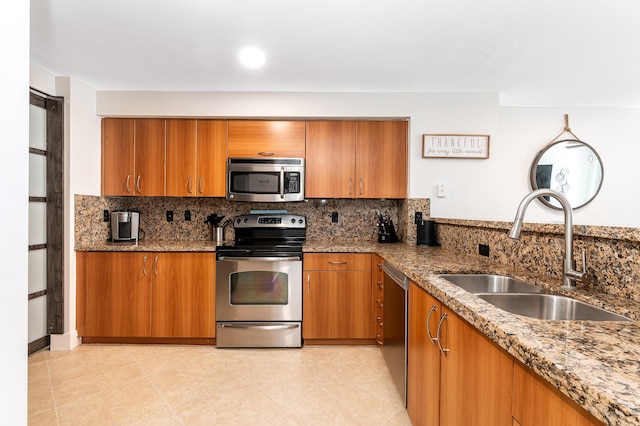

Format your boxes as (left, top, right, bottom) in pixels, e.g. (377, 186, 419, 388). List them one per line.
(76, 239, 640, 424)
(75, 240, 223, 252)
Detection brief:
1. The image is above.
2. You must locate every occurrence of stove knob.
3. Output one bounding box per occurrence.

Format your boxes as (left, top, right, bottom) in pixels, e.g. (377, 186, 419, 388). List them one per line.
(244, 218, 249, 223)
(291, 218, 296, 224)
(299, 219, 304, 224)
(236, 219, 241, 224)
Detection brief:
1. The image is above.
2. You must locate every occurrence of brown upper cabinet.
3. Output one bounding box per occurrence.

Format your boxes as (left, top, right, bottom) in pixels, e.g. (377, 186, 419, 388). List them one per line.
(102, 118, 135, 196)
(102, 118, 165, 196)
(166, 119, 226, 197)
(305, 120, 408, 199)
(133, 119, 166, 196)
(227, 120, 306, 158)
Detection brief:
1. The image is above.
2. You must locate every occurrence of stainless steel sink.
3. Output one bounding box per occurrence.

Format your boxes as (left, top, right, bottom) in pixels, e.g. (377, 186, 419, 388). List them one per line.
(440, 274, 546, 294)
(477, 293, 631, 321)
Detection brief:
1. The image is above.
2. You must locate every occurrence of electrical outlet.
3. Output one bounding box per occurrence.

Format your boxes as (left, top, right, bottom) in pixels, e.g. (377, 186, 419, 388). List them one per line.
(415, 211, 423, 224)
(184, 210, 191, 221)
(331, 212, 339, 223)
(103, 209, 109, 222)
(479, 244, 490, 257)
(166, 210, 174, 222)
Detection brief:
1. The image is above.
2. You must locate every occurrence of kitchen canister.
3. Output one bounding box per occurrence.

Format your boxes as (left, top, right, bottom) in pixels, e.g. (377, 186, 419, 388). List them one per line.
(214, 227, 224, 243)
(417, 220, 440, 246)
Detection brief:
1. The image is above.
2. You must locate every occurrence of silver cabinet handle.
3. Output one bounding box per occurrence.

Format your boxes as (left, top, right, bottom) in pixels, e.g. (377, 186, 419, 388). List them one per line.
(136, 175, 142, 193)
(359, 177, 363, 195)
(199, 176, 203, 194)
(426, 304, 438, 344)
(187, 176, 193, 194)
(375, 334, 382, 345)
(307, 274, 310, 294)
(376, 299, 383, 308)
(142, 255, 148, 276)
(258, 151, 276, 156)
(153, 255, 159, 276)
(436, 313, 449, 355)
(328, 261, 348, 265)
(377, 281, 383, 290)
(125, 175, 131, 193)
(349, 178, 353, 195)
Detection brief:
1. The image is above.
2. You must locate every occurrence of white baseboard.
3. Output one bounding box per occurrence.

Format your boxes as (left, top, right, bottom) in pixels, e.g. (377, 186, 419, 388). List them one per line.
(50, 330, 82, 351)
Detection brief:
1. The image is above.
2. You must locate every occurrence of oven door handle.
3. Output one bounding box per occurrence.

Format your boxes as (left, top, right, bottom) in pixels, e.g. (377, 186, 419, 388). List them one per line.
(218, 323, 300, 331)
(217, 256, 301, 262)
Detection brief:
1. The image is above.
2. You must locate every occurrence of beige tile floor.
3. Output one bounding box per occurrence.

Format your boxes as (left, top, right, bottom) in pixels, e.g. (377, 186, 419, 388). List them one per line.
(29, 344, 412, 425)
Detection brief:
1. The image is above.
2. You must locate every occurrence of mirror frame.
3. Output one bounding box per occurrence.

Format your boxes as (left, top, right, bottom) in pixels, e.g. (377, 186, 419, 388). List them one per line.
(529, 139, 604, 210)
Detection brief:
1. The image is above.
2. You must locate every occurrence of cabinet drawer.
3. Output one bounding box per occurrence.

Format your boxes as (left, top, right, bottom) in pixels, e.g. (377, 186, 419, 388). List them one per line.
(304, 253, 371, 271)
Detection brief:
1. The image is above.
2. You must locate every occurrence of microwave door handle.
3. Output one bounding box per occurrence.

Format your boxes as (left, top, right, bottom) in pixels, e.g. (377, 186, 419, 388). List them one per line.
(280, 167, 285, 199)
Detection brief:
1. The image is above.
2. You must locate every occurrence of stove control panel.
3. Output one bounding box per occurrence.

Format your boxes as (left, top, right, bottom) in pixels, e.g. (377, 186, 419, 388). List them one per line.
(234, 214, 306, 229)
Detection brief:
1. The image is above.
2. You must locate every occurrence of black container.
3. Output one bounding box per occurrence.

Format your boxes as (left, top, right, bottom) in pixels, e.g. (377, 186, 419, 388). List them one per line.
(417, 220, 439, 246)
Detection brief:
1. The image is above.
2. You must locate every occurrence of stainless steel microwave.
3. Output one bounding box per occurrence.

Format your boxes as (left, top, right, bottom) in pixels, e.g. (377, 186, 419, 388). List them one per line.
(227, 158, 305, 202)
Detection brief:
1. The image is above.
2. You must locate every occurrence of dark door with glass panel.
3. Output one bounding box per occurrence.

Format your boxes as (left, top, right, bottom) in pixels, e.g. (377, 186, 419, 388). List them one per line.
(28, 90, 64, 354)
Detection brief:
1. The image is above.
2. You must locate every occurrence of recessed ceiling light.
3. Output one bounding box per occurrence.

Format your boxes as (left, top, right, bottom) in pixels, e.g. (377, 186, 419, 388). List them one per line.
(239, 46, 266, 68)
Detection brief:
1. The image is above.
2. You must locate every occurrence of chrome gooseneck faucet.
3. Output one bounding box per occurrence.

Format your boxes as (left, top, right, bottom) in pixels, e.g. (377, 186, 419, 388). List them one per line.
(508, 189, 592, 289)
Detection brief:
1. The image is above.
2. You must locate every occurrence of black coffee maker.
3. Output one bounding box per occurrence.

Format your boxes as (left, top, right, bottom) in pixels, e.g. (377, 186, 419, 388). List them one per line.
(377, 213, 398, 243)
(417, 219, 439, 246)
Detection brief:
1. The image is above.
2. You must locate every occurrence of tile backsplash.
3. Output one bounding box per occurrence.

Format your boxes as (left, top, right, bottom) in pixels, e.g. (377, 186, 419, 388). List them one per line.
(434, 218, 640, 302)
(75, 195, 428, 246)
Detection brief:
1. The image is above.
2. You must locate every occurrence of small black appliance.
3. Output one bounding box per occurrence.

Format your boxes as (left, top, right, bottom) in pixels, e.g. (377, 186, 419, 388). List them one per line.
(417, 219, 439, 246)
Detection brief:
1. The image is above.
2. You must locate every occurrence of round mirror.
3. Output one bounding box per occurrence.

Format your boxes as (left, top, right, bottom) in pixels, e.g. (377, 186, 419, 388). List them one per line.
(530, 139, 604, 209)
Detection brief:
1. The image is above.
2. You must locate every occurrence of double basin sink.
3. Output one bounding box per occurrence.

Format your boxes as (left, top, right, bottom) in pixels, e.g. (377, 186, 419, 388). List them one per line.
(440, 274, 630, 321)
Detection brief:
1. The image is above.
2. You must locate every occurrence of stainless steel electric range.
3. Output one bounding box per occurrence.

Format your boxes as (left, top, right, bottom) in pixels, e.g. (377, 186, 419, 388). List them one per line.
(215, 214, 306, 348)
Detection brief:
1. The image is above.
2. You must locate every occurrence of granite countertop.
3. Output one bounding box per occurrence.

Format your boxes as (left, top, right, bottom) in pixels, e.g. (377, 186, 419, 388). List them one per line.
(76, 239, 640, 424)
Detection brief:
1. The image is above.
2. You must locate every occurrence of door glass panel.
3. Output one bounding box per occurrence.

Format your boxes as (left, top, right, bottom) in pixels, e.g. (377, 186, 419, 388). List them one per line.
(29, 104, 46, 150)
(28, 249, 47, 294)
(230, 271, 289, 305)
(28, 296, 48, 342)
(29, 153, 47, 197)
(28, 201, 47, 246)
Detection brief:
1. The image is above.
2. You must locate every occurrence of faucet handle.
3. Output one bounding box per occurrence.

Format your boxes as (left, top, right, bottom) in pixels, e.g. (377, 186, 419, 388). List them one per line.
(580, 250, 594, 285)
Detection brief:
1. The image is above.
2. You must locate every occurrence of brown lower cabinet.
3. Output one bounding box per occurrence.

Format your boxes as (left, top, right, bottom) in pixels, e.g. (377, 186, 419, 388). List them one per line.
(513, 361, 603, 426)
(408, 280, 513, 426)
(78, 251, 215, 339)
(303, 253, 372, 340)
(408, 281, 604, 426)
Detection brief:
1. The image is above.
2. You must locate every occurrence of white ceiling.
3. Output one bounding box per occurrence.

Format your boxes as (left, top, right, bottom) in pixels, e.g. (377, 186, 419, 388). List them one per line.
(30, 0, 640, 107)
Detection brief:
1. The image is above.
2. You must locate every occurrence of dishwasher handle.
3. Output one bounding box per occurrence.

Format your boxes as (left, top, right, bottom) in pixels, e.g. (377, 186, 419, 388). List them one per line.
(382, 261, 408, 290)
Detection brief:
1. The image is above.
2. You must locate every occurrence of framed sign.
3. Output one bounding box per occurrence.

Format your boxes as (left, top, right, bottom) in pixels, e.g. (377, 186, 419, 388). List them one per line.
(422, 134, 490, 159)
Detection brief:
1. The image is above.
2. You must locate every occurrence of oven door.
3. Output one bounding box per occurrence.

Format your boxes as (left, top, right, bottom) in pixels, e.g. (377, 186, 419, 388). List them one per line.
(216, 256, 302, 322)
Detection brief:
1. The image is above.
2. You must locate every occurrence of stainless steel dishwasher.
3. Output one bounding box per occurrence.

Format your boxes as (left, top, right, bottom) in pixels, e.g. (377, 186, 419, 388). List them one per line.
(381, 260, 408, 407)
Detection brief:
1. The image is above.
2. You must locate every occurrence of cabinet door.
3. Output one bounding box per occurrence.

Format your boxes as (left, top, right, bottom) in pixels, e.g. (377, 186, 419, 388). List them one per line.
(228, 120, 306, 158)
(513, 362, 602, 426)
(134, 118, 165, 196)
(151, 253, 215, 338)
(439, 306, 513, 426)
(305, 121, 356, 198)
(84, 252, 151, 337)
(355, 121, 407, 199)
(197, 120, 227, 197)
(303, 271, 372, 339)
(166, 119, 197, 196)
(102, 118, 135, 196)
(407, 281, 441, 426)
